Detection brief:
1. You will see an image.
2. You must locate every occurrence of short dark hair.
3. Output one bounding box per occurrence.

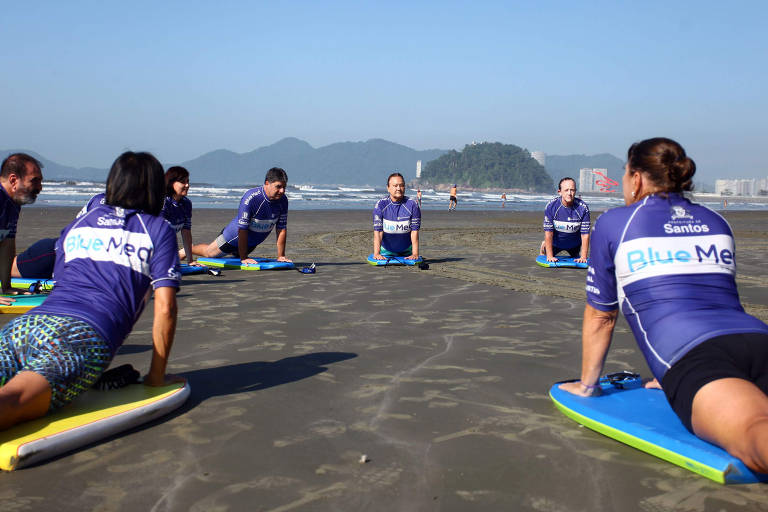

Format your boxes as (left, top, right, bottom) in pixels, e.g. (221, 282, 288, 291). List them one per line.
(165, 166, 190, 197)
(558, 177, 576, 191)
(1, 153, 43, 180)
(627, 137, 695, 193)
(265, 167, 288, 184)
(105, 152, 165, 215)
(387, 172, 405, 186)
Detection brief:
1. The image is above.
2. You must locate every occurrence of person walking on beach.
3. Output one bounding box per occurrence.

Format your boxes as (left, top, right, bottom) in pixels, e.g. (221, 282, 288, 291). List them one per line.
(417, 188, 422, 208)
(501, 192, 507, 208)
(372, 172, 421, 260)
(0, 153, 43, 305)
(448, 184, 458, 211)
(191, 167, 292, 264)
(0, 151, 182, 430)
(560, 137, 768, 474)
(540, 177, 590, 263)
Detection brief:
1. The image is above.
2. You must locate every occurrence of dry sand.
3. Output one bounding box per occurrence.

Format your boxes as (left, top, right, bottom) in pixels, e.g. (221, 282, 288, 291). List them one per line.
(1, 206, 768, 511)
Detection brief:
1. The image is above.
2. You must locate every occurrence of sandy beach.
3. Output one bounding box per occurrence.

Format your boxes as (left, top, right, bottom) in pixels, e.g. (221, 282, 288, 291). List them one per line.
(2, 206, 768, 511)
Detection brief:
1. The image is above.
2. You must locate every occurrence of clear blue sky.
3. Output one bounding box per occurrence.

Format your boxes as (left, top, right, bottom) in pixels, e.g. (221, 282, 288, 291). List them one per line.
(2, 1, 766, 182)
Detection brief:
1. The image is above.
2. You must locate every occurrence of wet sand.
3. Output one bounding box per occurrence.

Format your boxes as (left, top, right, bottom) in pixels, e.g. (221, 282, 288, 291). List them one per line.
(2, 206, 768, 511)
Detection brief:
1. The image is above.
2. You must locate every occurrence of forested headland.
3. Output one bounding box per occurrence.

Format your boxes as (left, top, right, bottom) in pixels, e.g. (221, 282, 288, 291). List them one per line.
(420, 142, 553, 192)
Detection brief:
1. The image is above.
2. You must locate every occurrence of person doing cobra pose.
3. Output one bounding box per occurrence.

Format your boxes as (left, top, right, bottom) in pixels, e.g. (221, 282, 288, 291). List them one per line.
(559, 137, 768, 473)
(540, 177, 590, 263)
(372, 173, 421, 260)
(162, 166, 199, 266)
(0, 151, 182, 430)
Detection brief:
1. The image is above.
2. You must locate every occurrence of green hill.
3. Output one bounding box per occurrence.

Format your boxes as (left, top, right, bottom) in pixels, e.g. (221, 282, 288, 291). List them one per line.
(420, 142, 553, 191)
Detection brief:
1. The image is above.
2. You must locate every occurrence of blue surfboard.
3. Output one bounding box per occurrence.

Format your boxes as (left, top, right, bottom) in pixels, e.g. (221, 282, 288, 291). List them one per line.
(550, 373, 768, 484)
(0, 294, 48, 314)
(367, 254, 423, 266)
(197, 257, 295, 271)
(179, 264, 207, 275)
(11, 277, 56, 292)
(536, 255, 588, 268)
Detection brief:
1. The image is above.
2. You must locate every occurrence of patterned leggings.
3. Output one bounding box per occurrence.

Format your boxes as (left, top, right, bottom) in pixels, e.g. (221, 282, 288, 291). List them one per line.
(0, 314, 112, 409)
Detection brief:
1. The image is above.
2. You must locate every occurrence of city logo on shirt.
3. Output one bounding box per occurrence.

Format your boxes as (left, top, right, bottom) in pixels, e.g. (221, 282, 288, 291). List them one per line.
(670, 206, 693, 220)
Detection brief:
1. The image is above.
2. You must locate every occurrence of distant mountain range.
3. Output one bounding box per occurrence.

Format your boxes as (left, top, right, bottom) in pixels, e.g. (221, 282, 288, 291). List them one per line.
(1, 139, 625, 187)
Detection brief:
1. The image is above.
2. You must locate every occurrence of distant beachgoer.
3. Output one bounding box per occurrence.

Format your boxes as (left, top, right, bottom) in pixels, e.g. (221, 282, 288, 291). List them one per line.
(191, 167, 291, 264)
(0, 153, 44, 305)
(449, 184, 458, 211)
(540, 177, 590, 263)
(501, 192, 507, 208)
(163, 166, 199, 266)
(723, 198, 728, 209)
(0, 151, 182, 430)
(417, 188, 422, 208)
(559, 137, 768, 473)
(372, 173, 421, 260)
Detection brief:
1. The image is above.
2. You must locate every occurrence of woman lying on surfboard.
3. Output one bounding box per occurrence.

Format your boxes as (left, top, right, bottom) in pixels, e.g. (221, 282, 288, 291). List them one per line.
(560, 137, 768, 473)
(162, 165, 201, 267)
(0, 151, 183, 430)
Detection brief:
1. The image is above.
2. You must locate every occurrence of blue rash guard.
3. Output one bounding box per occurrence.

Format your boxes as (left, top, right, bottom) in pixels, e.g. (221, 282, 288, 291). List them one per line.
(543, 197, 591, 250)
(0, 185, 20, 242)
(161, 196, 192, 233)
(220, 186, 288, 249)
(33, 205, 180, 356)
(77, 193, 106, 219)
(373, 196, 421, 254)
(586, 193, 768, 380)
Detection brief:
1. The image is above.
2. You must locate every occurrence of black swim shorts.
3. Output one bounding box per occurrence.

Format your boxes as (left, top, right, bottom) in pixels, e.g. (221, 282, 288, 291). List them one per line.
(661, 332, 768, 432)
(16, 238, 57, 279)
(450, 196, 457, 202)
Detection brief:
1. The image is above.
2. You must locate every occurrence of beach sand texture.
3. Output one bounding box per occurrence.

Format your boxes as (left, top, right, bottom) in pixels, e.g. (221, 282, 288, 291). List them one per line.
(2, 207, 768, 511)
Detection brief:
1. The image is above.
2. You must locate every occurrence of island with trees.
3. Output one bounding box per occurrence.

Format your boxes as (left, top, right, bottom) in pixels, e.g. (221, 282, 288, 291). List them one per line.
(419, 142, 553, 192)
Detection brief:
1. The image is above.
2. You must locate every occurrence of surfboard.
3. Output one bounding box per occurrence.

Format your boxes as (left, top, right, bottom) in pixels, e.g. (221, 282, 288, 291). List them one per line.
(179, 264, 207, 275)
(549, 373, 768, 484)
(197, 257, 295, 271)
(536, 255, 589, 268)
(0, 294, 47, 314)
(0, 380, 190, 471)
(367, 254, 423, 266)
(10, 277, 56, 292)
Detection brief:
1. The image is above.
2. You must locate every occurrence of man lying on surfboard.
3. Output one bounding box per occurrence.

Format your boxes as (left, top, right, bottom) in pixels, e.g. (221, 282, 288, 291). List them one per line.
(189, 167, 292, 265)
(559, 137, 768, 474)
(372, 172, 421, 261)
(0, 151, 183, 430)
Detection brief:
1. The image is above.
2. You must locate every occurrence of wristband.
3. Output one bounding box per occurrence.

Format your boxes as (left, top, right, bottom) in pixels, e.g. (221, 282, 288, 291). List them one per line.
(580, 381, 600, 390)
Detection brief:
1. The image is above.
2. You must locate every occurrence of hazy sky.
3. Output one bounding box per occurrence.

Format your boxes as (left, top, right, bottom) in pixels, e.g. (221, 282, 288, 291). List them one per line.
(2, 1, 766, 181)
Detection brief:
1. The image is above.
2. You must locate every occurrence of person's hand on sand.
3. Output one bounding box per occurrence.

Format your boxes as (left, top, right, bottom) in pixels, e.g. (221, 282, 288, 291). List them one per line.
(143, 373, 186, 387)
(277, 256, 292, 263)
(373, 253, 386, 260)
(559, 380, 602, 397)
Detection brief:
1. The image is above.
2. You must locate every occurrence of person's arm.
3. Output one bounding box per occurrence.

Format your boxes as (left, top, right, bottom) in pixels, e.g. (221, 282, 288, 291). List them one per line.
(0, 238, 17, 304)
(406, 230, 420, 259)
(144, 287, 183, 386)
(180, 229, 197, 265)
(576, 233, 590, 263)
(238, 228, 257, 265)
(544, 231, 557, 261)
(373, 231, 385, 259)
(275, 228, 291, 262)
(559, 304, 618, 397)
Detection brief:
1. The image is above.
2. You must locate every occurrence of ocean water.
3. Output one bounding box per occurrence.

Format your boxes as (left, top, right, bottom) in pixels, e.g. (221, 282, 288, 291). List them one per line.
(29, 181, 759, 212)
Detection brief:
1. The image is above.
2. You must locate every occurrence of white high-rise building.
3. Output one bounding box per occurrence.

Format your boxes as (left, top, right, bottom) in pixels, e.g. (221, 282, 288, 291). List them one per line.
(531, 151, 546, 167)
(579, 168, 597, 192)
(715, 178, 759, 196)
(416, 160, 422, 179)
